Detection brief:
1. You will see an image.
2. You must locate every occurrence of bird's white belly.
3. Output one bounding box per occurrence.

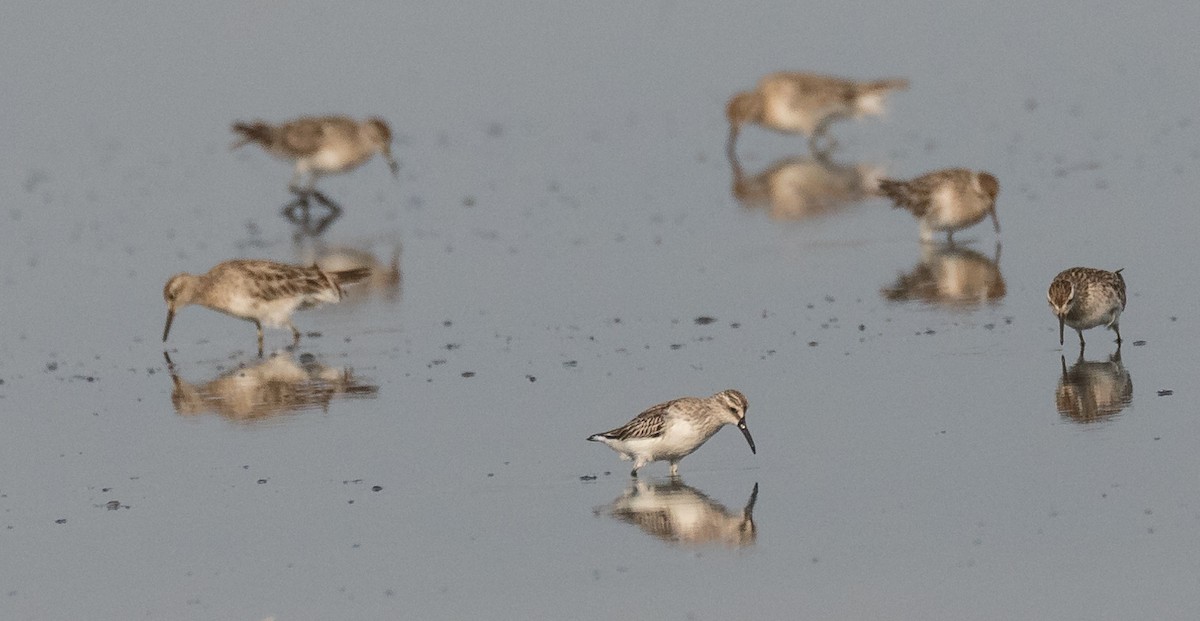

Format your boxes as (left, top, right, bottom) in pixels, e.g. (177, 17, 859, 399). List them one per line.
(223, 294, 303, 328)
(1068, 304, 1121, 330)
(652, 421, 711, 460)
(307, 147, 368, 174)
(764, 99, 819, 134)
(925, 187, 984, 229)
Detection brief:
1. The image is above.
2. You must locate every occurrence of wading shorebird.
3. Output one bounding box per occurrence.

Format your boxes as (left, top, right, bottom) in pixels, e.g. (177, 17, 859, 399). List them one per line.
(726, 72, 908, 154)
(162, 259, 370, 355)
(1047, 267, 1126, 350)
(877, 168, 1000, 242)
(587, 390, 756, 477)
(231, 116, 400, 193)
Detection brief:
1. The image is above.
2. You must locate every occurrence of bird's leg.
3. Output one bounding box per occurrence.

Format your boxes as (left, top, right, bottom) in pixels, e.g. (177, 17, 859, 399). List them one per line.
(808, 120, 838, 155)
(289, 323, 302, 349)
(669, 461, 679, 476)
(256, 321, 265, 358)
(1077, 329, 1086, 354)
(1113, 324, 1122, 344)
(631, 458, 647, 478)
(288, 169, 306, 195)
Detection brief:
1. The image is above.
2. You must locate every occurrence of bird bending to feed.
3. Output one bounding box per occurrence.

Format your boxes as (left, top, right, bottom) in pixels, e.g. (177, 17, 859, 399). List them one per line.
(877, 168, 1000, 242)
(162, 259, 370, 355)
(588, 390, 756, 477)
(231, 116, 400, 193)
(726, 72, 908, 154)
(1047, 267, 1126, 350)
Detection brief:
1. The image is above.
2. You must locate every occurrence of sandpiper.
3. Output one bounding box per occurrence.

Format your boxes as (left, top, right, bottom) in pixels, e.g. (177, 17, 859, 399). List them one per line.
(726, 72, 908, 153)
(877, 168, 1000, 242)
(231, 116, 400, 193)
(1047, 267, 1126, 349)
(162, 259, 370, 355)
(587, 390, 755, 477)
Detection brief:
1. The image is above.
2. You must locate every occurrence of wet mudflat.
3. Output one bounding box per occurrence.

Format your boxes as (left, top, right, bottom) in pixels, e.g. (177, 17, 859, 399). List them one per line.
(2, 2, 1200, 619)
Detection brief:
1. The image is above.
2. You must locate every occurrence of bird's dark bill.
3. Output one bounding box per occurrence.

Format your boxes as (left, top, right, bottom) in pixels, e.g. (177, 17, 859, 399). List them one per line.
(738, 421, 757, 454)
(163, 309, 175, 342)
(1058, 315, 1065, 346)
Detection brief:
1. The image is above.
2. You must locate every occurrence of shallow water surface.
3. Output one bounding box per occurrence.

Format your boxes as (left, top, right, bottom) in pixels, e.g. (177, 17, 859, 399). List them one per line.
(2, 2, 1200, 619)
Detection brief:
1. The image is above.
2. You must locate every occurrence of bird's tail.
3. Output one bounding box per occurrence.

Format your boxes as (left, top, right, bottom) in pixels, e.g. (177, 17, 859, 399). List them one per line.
(876, 178, 912, 206)
(331, 267, 371, 286)
(859, 78, 909, 94)
(230, 122, 272, 149)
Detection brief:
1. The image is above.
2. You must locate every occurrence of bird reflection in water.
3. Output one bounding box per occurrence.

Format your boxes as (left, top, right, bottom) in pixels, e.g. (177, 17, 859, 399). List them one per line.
(293, 237, 403, 305)
(164, 351, 378, 423)
(729, 150, 884, 221)
(1056, 349, 1132, 424)
(595, 478, 758, 548)
(881, 241, 1006, 308)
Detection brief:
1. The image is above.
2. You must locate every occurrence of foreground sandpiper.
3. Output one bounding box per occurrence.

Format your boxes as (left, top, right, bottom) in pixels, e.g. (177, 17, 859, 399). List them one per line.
(1047, 267, 1126, 349)
(877, 168, 1000, 242)
(231, 116, 400, 193)
(162, 259, 370, 354)
(587, 390, 756, 477)
(726, 72, 908, 153)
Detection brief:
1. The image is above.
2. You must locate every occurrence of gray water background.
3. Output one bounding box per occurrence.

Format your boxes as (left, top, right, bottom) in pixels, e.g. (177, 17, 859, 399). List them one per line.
(1, 2, 1199, 619)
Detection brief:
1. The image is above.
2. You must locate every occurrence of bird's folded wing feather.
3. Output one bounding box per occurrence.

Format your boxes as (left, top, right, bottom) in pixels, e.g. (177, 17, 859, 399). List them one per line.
(280, 121, 326, 155)
(603, 401, 673, 440)
(244, 263, 335, 301)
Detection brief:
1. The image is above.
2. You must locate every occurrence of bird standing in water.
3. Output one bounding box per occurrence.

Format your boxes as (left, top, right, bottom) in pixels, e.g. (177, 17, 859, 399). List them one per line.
(1047, 267, 1126, 350)
(877, 168, 1000, 242)
(726, 72, 908, 154)
(588, 390, 756, 477)
(163, 259, 370, 355)
(231, 116, 400, 194)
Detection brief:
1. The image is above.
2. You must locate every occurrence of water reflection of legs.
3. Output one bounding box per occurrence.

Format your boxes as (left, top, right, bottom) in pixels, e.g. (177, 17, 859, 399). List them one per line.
(282, 190, 342, 237)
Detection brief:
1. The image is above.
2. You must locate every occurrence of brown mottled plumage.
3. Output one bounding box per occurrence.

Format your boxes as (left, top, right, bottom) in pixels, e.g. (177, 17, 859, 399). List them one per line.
(231, 116, 400, 192)
(726, 72, 908, 153)
(878, 168, 1000, 242)
(588, 390, 755, 477)
(162, 259, 370, 355)
(1047, 267, 1126, 349)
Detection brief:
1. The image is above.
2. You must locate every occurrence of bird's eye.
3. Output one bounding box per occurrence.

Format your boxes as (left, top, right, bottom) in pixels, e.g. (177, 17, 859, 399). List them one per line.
(728, 406, 739, 415)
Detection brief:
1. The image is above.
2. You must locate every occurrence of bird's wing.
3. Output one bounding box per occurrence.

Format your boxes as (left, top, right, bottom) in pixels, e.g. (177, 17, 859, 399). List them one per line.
(1111, 270, 1128, 308)
(279, 120, 329, 156)
(234, 261, 338, 302)
(600, 400, 674, 440)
